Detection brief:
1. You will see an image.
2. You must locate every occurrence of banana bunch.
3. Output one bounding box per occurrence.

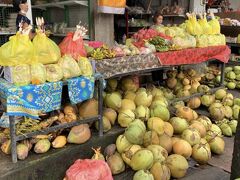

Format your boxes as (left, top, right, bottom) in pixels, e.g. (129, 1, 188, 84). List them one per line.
(102, 46, 116, 59)
(90, 45, 116, 60)
(91, 48, 105, 60)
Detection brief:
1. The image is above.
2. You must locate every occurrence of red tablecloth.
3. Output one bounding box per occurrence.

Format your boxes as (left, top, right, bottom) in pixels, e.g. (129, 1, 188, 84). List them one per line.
(155, 45, 231, 65)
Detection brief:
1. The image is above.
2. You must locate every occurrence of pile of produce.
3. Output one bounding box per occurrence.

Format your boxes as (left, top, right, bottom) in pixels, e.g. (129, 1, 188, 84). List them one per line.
(97, 76, 235, 178)
(0, 100, 100, 160)
(224, 66, 240, 90)
(148, 36, 170, 52)
(203, 64, 240, 90)
(12, 55, 93, 86)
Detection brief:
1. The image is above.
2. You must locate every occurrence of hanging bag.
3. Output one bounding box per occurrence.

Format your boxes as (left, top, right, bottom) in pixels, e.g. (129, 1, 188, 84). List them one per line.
(98, 0, 126, 14)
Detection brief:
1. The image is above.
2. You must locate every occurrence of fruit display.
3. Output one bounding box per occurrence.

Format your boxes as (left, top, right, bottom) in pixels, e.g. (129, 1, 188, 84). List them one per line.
(92, 75, 237, 179)
(90, 45, 116, 60)
(224, 66, 240, 89)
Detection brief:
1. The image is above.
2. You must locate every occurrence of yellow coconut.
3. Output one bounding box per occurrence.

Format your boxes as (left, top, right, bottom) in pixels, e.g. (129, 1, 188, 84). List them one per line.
(190, 121, 207, 138)
(176, 106, 195, 122)
(164, 122, 174, 137)
(187, 97, 201, 109)
(120, 99, 136, 111)
(147, 117, 165, 135)
(159, 134, 173, 153)
(172, 139, 192, 159)
(103, 108, 117, 125)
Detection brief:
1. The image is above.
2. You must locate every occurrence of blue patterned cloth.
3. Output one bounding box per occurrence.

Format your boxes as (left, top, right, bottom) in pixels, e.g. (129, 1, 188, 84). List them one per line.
(0, 78, 63, 119)
(67, 76, 95, 104)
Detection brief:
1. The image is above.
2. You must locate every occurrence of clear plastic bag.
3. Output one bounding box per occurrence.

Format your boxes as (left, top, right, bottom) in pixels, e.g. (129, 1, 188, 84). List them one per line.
(58, 55, 81, 79)
(78, 57, 93, 77)
(45, 64, 63, 82)
(13, 64, 31, 86)
(31, 63, 47, 85)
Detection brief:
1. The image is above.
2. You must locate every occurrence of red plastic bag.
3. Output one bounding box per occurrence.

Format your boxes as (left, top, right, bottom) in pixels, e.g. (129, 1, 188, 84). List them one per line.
(59, 32, 87, 60)
(64, 159, 113, 180)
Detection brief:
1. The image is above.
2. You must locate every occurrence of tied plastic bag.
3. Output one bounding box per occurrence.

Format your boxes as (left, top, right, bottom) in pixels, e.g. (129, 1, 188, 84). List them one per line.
(45, 64, 63, 82)
(31, 63, 47, 85)
(64, 159, 113, 180)
(13, 64, 31, 86)
(33, 32, 61, 65)
(78, 57, 93, 77)
(198, 14, 212, 35)
(58, 55, 81, 79)
(186, 13, 203, 36)
(0, 33, 34, 66)
(208, 13, 220, 35)
(59, 32, 87, 60)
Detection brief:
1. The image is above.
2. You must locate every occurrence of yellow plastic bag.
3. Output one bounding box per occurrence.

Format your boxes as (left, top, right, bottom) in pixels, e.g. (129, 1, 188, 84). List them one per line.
(98, 0, 126, 14)
(78, 57, 93, 77)
(186, 13, 203, 36)
(13, 64, 31, 86)
(0, 33, 34, 66)
(31, 63, 47, 85)
(198, 14, 212, 35)
(208, 13, 220, 35)
(33, 32, 61, 65)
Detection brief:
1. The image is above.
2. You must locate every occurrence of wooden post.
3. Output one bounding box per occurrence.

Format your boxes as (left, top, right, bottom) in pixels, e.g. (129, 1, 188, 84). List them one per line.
(231, 116, 240, 179)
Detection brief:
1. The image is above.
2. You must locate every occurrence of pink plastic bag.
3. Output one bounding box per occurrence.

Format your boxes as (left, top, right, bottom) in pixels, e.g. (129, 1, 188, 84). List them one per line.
(64, 159, 113, 180)
(59, 32, 87, 60)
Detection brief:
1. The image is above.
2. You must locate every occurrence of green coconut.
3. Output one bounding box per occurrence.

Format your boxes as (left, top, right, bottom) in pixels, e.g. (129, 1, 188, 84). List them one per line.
(150, 105, 170, 121)
(226, 71, 236, 80)
(234, 98, 240, 106)
(150, 162, 171, 180)
(228, 120, 238, 134)
(34, 139, 51, 154)
(232, 105, 240, 119)
(133, 170, 154, 180)
(124, 91, 136, 101)
(197, 85, 210, 93)
(170, 117, 189, 134)
(227, 82, 236, 89)
(121, 76, 139, 92)
(181, 128, 201, 146)
(147, 117, 165, 135)
(118, 109, 135, 127)
(130, 149, 154, 170)
(147, 144, 168, 163)
(135, 105, 150, 121)
(105, 92, 122, 110)
(95, 116, 111, 132)
(166, 154, 189, 178)
(201, 94, 215, 107)
(143, 131, 160, 147)
(233, 66, 240, 74)
(150, 99, 168, 108)
(197, 116, 212, 131)
(134, 88, 153, 107)
(192, 143, 211, 164)
(224, 106, 233, 119)
(209, 136, 225, 155)
(124, 120, 146, 145)
(116, 135, 132, 153)
(209, 103, 225, 121)
(219, 123, 232, 137)
(210, 124, 222, 136)
(215, 89, 227, 100)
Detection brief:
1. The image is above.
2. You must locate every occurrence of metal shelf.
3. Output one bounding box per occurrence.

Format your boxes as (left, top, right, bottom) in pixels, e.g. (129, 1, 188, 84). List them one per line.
(0, 4, 13, 7)
(0, 32, 15, 35)
(32, 0, 88, 10)
(163, 14, 186, 18)
(51, 33, 89, 40)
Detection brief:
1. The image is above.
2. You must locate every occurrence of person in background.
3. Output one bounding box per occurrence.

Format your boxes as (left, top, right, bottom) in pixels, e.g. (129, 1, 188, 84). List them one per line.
(151, 11, 164, 29)
(13, 0, 31, 31)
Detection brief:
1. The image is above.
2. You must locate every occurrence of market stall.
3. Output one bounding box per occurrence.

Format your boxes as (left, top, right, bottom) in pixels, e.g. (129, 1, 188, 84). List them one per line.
(1, 0, 240, 179)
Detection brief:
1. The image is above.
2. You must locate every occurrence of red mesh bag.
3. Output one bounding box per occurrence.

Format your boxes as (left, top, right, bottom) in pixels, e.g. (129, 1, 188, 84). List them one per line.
(59, 32, 87, 60)
(64, 159, 113, 180)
